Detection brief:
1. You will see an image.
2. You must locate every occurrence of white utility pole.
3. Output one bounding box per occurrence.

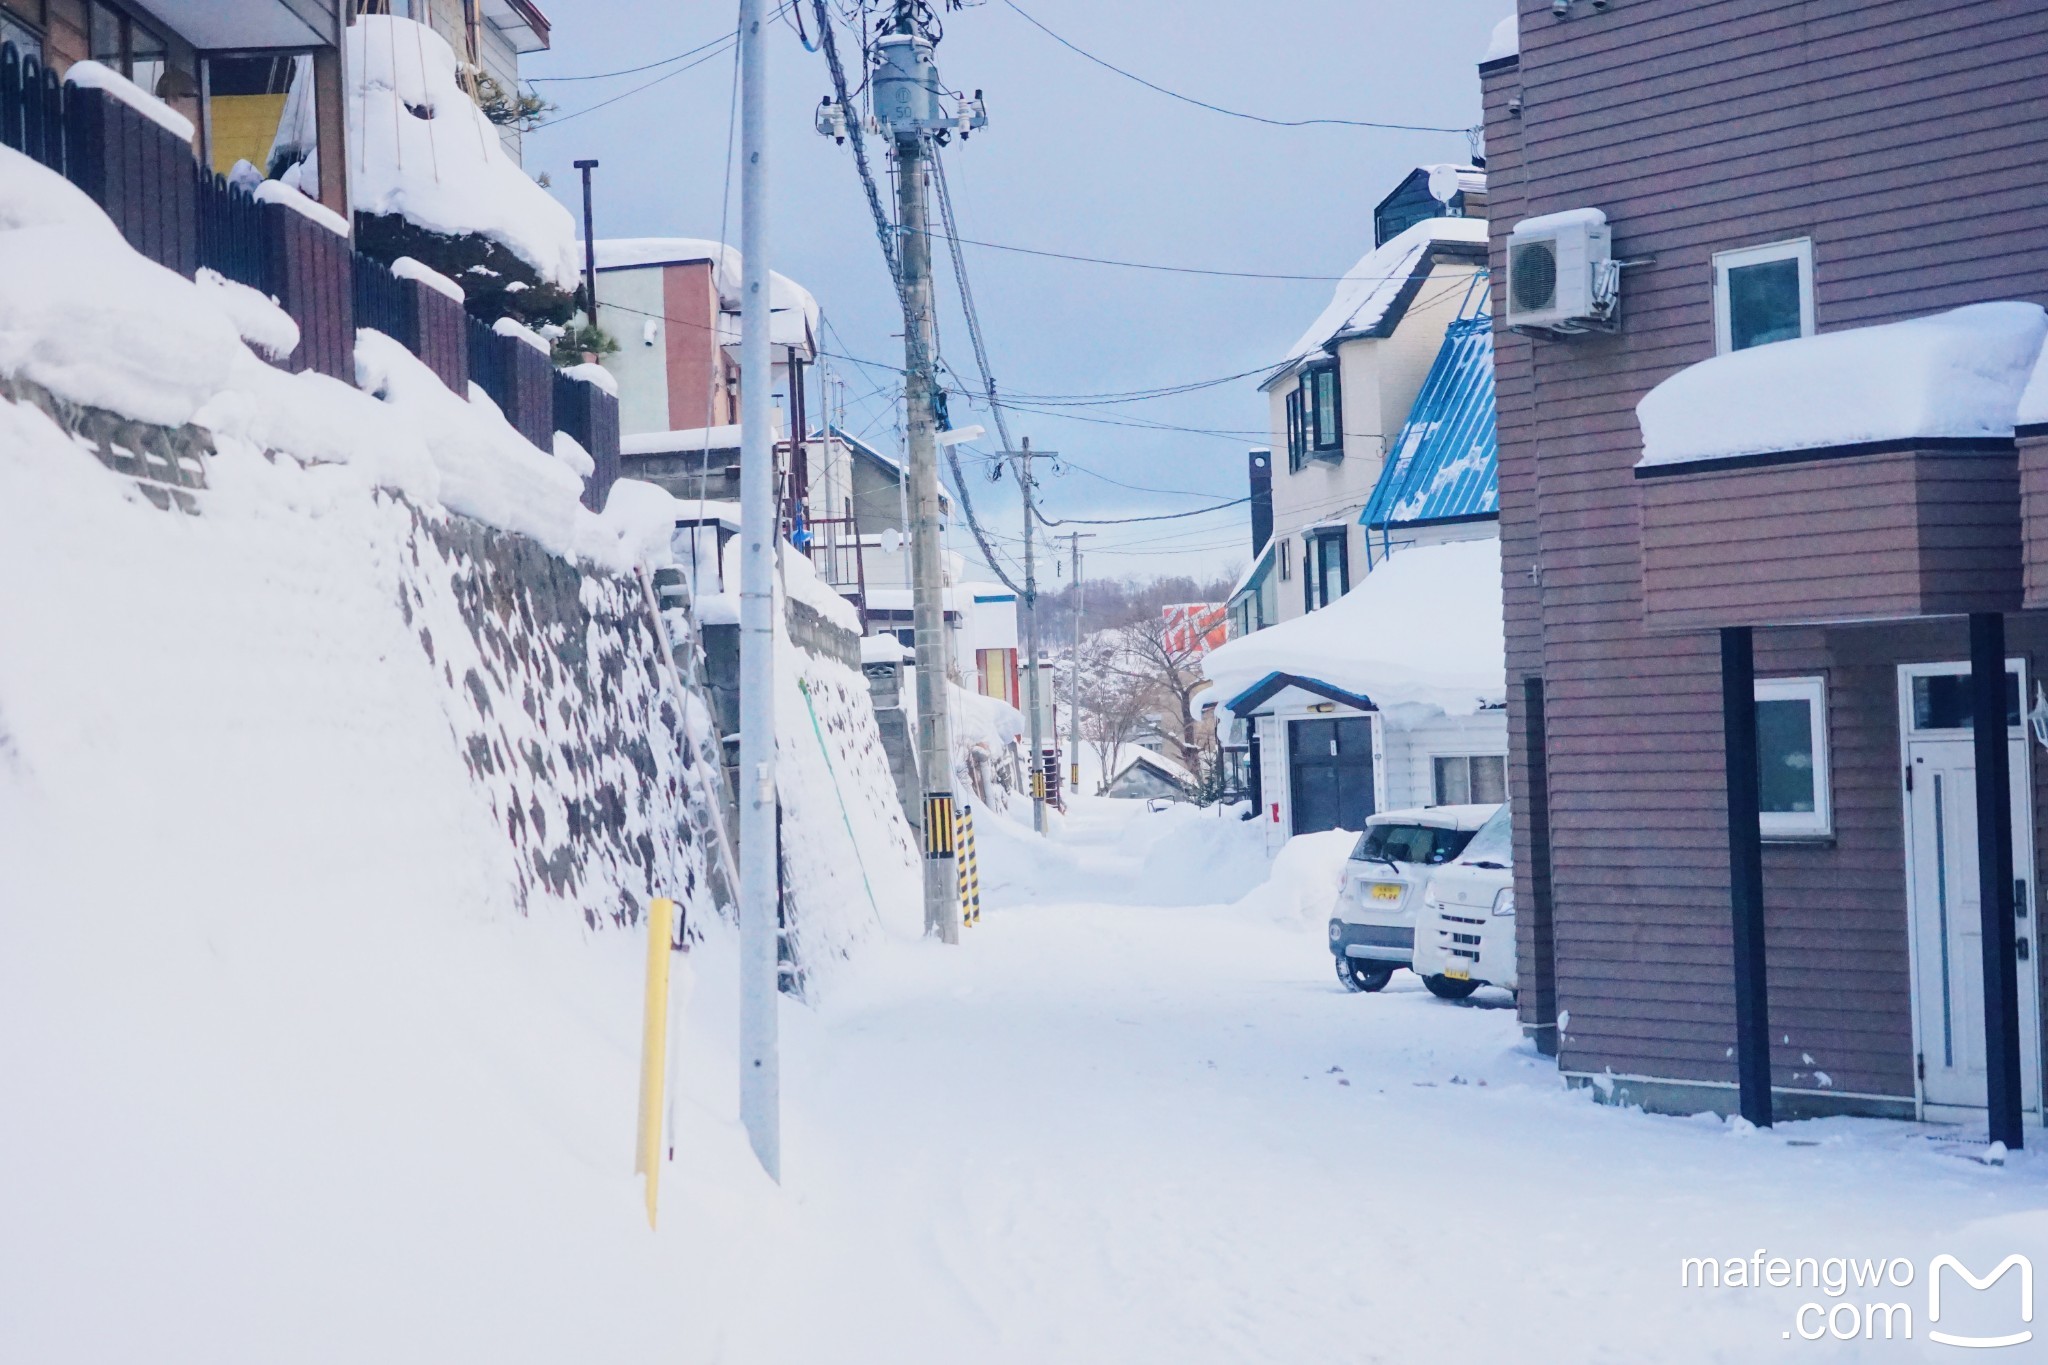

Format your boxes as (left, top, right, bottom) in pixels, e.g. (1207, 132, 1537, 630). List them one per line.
(735, 0, 779, 1181)
(1011, 439, 1052, 832)
(1066, 532, 1092, 792)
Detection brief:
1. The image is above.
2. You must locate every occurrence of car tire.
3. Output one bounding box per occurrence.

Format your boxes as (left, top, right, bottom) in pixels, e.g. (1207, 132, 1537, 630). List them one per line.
(1337, 957, 1394, 993)
(1423, 974, 1480, 1001)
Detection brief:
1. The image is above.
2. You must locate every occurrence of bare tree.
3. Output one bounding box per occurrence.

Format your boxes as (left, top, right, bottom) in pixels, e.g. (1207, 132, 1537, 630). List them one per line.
(1060, 633, 1148, 788)
(1111, 615, 1213, 774)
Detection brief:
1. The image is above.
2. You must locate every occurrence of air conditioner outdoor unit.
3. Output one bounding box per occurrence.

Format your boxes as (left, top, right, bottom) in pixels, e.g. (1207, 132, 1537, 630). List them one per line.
(1506, 207, 1619, 335)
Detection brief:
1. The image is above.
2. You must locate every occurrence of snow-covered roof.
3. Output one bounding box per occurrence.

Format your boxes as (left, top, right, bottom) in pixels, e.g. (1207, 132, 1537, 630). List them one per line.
(1204, 538, 1505, 721)
(1480, 13, 1519, 64)
(1113, 747, 1193, 786)
(1267, 216, 1490, 385)
(346, 16, 580, 287)
(622, 425, 743, 455)
(670, 499, 742, 529)
(1226, 538, 1275, 603)
(593, 237, 820, 353)
(1636, 302, 2048, 469)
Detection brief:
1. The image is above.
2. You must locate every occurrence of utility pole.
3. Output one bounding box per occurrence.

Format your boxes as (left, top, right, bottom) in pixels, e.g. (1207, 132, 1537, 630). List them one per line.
(1014, 438, 1048, 833)
(574, 158, 600, 333)
(734, 0, 779, 1180)
(1066, 531, 1093, 792)
(882, 15, 960, 942)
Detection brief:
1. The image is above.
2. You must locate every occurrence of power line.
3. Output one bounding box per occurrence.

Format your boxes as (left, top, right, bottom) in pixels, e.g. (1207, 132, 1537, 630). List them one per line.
(1036, 497, 1250, 528)
(921, 228, 1386, 282)
(999, 0, 1470, 134)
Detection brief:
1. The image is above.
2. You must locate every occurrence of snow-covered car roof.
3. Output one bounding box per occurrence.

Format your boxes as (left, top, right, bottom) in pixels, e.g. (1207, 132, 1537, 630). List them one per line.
(1366, 803, 1501, 832)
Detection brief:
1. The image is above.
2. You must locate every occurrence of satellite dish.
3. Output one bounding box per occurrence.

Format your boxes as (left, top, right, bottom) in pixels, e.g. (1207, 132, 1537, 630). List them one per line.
(882, 528, 904, 554)
(1427, 164, 1463, 204)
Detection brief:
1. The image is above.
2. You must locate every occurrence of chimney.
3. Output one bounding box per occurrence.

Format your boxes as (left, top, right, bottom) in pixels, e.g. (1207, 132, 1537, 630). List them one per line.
(1248, 449, 1274, 556)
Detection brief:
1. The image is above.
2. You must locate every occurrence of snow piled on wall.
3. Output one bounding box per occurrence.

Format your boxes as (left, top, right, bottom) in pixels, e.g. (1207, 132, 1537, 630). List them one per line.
(1204, 538, 1506, 720)
(346, 15, 580, 287)
(1636, 301, 2048, 467)
(777, 648, 924, 980)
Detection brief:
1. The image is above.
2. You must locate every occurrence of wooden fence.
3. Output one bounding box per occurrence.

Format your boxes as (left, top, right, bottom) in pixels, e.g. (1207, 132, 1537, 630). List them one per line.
(0, 38, 619, 507)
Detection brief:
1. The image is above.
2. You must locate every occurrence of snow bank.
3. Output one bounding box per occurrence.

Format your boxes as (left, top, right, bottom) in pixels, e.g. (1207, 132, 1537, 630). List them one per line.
(0, 148, 241, 427)
(62, 59, 194, 142)
(1481, 12, 1519, 63)
(1227, 830, 1355, 929)
(1130, 802, 1272, 906)
(1204, 538, 1506, 719)
(347, 15, 579, 287)
(356, 329, 585, 553)
(1279, 216, 1489, 371)
(195, 267, 300, 361)
(777, 648, 923, 980)
(1636, 301, 2048, 468)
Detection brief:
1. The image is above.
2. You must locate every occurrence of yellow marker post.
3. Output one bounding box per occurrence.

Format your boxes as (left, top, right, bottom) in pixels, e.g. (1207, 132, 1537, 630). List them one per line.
(635, 896, 675, 1228)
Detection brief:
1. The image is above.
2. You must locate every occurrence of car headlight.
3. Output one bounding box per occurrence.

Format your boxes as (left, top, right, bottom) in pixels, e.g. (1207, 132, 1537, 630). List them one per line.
(1492, 888, 1515, 917)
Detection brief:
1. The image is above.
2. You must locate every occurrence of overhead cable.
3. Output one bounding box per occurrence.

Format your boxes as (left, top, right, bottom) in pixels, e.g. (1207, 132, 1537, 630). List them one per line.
(999, 0, 1469, 133)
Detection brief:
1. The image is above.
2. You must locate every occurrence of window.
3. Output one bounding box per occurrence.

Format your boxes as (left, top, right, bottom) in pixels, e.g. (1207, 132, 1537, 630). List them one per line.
(86, 2, 172, 96)
(1303, 529, 1348, 611)
(1755, 676, 1831, 838)
(1278, 537, 1292, 582)
(1910, 670, 2020, 732)
(1713, 239, 1814, 354)
(1284, 363, 1343, 469)
(1352, 822, 1476, 867)
(1433, 754, 1507, 806)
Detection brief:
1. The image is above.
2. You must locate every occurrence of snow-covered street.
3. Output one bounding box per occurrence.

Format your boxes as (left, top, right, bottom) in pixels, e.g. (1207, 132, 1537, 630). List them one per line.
(665, 798, 2048, 1363)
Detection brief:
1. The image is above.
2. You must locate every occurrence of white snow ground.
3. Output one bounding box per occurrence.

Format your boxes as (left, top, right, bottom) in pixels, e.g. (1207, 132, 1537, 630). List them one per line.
(671, 799, 2048, 1363)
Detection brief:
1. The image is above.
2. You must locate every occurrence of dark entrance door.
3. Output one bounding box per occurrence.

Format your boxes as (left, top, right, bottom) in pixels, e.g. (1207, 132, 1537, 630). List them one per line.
(1288, 716, 1376, 835)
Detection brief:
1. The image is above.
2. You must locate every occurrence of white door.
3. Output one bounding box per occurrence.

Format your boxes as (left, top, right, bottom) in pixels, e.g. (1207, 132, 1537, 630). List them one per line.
(1901, 664, 2041, 1117)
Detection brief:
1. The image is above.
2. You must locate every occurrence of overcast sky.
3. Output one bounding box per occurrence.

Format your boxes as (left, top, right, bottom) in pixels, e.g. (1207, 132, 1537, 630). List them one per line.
(523, 1, 1508, 586)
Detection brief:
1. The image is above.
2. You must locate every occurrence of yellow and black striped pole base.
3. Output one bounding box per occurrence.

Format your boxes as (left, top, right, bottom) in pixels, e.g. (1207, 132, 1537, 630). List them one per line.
(924, 792, 957, 859)
(956, 806, 983, 927)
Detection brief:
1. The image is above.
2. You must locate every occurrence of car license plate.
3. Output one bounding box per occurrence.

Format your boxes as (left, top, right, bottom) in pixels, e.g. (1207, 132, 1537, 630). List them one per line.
(1371, 883, 1402, 901)
(1444, 966, 1471, 981)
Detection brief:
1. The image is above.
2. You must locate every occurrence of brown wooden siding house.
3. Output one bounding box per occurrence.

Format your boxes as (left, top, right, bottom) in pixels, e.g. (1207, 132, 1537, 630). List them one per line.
(1483, 0, 2048, 1146)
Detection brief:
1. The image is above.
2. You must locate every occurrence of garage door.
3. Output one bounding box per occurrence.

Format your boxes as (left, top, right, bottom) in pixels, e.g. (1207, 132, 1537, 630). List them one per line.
(1288, 716, 1376, 835)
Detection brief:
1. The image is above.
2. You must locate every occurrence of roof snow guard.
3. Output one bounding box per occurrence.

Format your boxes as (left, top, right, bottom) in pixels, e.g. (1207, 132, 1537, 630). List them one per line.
(1361, 316, 1498, 531)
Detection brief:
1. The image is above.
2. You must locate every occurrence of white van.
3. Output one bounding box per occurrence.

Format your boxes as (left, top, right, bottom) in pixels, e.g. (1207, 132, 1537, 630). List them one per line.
(1329, 805, 1500, 992)
(1411, 803, 1515, 1000)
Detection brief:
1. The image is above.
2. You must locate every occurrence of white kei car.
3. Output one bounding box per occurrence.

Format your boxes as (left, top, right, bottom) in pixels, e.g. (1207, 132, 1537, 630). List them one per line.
(1411, 802, 1515, 1000)
(1329, 804, 1500, 993)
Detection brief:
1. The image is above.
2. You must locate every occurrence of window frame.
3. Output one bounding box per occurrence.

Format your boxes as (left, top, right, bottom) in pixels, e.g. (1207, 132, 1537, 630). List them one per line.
(1431, 753, 1508, 807)
(1285, 385, 1307, 471)
(1303, 359, 1343, 456)
(1755, 674, 1832, 840)
(1713, 237, 1815, 356)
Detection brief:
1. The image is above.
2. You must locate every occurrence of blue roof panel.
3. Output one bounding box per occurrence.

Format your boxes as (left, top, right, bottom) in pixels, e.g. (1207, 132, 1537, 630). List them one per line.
(1359, 316, 1498, 530)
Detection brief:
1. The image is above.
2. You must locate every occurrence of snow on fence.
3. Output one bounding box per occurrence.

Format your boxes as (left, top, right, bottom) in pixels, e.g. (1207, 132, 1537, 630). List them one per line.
(355, 253, 470, 396)
(555, 367, 621, 513)
(0, 36, 617, 505)
(467, 313, 555, 450)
